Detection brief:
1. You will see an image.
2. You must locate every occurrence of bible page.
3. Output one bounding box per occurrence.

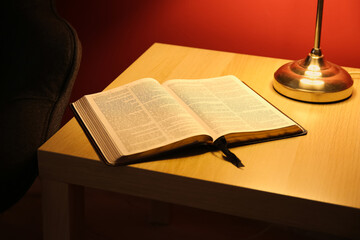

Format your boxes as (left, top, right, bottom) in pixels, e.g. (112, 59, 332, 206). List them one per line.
(163, 75, 296, 140)
(86, 78, 210, 155)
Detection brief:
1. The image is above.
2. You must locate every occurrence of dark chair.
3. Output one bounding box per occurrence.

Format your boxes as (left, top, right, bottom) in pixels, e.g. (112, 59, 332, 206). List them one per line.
(0, 0, 81, 212)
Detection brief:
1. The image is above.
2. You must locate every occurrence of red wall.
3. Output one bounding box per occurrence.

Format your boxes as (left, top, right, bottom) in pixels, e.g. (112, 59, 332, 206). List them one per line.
(56, 0, 360, 122)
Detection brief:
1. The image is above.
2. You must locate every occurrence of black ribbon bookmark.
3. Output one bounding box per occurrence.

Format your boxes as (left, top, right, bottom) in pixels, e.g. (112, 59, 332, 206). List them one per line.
(214, 136, 244, 168)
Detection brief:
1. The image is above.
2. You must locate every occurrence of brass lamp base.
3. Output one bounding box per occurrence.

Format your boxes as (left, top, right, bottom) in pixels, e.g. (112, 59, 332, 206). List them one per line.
(273, 50, 354, 103)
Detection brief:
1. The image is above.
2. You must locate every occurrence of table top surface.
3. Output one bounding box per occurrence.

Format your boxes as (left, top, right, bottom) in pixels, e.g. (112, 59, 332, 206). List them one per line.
(39, 43, 360, 212)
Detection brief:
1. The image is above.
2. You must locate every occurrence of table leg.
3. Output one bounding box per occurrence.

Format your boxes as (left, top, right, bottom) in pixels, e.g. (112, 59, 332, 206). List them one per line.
(41, 179, 84, 240)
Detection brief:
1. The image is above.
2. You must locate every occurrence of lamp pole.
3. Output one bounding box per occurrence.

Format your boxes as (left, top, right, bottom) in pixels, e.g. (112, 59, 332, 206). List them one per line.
(313, 0, 323, 55)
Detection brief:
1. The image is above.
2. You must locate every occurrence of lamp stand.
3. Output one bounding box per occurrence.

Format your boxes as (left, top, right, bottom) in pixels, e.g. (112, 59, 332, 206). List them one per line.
(273, 0, 353, 103)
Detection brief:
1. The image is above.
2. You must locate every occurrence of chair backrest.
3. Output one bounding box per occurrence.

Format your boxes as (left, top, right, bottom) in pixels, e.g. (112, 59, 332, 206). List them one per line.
(0, 0, 81, 212)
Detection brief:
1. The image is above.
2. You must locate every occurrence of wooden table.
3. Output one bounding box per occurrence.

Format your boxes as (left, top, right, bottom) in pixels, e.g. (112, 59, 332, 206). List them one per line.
(38, 43, 360, 240)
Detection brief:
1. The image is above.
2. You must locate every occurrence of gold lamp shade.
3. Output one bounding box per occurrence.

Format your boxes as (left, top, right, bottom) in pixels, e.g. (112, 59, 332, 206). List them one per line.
(273, 0, 353, 103)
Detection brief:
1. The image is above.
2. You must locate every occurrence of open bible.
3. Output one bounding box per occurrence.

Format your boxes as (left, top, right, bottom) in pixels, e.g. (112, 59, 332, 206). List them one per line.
(71, 75, 306, 167)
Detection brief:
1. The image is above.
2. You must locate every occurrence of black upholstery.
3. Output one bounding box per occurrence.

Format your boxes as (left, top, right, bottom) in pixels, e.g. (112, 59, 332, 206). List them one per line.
(0, 0, 81, 212)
